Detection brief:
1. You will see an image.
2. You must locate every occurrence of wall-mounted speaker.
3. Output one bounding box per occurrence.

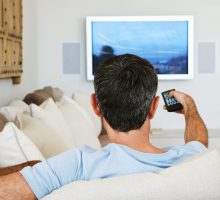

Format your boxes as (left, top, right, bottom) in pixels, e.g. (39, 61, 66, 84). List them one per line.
(62, 43, 80, 74)
(198, 42, 215, 74)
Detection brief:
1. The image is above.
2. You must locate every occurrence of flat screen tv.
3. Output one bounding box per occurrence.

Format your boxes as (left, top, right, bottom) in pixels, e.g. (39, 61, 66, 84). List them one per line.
(86, 16, 194, 80)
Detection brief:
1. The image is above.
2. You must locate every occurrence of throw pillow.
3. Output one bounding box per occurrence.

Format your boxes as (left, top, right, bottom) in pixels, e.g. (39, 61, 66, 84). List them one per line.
(0, 122, 44, 167)
(34, 98, 75, 145)
(0, 113, 7, 132)
(17, 114, 74, 158)
(58, 96, 101, 149)
(72, 91, 102, 136)
(0, 100, 29, 122)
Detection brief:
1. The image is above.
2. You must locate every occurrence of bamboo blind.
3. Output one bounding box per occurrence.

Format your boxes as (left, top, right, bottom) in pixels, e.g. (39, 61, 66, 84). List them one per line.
(0, 0, 22, 85)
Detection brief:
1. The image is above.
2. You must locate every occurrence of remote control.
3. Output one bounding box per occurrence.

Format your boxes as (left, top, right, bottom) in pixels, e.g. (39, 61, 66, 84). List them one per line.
(161, 89, 183, 112)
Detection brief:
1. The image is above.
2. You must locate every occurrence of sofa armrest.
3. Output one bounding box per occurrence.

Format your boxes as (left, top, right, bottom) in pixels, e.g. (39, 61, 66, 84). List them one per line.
(42, 150, 220, 200)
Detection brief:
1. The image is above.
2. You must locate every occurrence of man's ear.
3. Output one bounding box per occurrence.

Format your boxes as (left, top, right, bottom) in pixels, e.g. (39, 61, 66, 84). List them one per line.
(90, 93, 102, 117)
(148, 96, 160, 120)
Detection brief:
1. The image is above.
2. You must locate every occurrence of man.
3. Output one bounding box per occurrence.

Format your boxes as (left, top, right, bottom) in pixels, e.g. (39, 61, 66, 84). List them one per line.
(0, 54, 208, 200)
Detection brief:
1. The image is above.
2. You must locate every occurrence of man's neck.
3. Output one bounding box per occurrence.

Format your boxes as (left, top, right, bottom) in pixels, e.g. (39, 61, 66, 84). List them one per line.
(103, 118, 166, 154)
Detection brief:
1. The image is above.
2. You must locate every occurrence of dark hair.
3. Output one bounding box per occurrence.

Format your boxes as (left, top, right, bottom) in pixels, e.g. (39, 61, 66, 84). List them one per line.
(94, 54, 158, 132)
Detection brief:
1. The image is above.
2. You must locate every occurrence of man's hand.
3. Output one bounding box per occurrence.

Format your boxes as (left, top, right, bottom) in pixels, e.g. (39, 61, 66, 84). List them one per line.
(164, 90, 208, 147)
(168, 90, 198, 117)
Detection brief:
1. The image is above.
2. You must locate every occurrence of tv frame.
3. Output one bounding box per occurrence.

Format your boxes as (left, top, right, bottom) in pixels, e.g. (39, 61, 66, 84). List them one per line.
(86, 16, 194, 80)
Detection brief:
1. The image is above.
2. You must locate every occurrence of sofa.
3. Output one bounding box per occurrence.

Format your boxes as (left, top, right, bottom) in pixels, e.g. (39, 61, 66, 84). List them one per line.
(42, 150, 220, 200)
(0, 87, 220, 200)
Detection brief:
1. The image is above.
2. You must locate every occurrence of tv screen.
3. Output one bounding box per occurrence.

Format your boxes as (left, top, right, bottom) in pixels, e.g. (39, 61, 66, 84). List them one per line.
(86, 16, 194, 80)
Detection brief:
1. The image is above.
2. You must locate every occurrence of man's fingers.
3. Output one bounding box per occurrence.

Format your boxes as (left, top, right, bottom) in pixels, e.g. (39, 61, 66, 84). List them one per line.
(163, 105, 167, 110)
(169, 91, 183, 103)
(168, 90, 179, 97)
(168, 91, 175, 97)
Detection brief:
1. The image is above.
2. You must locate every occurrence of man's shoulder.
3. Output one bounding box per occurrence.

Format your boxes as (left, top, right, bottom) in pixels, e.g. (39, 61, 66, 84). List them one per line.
(168, 141, 207, 152)
(163, 141, 207, 162)
(76, 143, 121, 158)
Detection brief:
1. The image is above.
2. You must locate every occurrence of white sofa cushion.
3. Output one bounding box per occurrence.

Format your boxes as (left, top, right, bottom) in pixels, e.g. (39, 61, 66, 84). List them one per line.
(42, 150, 220, 200)
(58, 96, 101, 149)
(31, 98, 75, 145)
(0, 100, 29, 122)
(73, 91, 102, 136)
(17, 114, 74, 158)
(0, 122, 44, 167)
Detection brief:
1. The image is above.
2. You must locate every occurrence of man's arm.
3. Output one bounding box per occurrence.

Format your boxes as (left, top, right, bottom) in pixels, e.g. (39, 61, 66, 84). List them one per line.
(169, 91, 208, 147)
(0, 161, 40, 200)
(0, 147, 83, 199)
(0, 172, 36, 200)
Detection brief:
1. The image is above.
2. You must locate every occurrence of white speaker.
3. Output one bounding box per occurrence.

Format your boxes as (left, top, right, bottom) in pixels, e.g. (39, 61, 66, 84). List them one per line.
(62, 43, 80, 74)
(198, 42, 215, 74)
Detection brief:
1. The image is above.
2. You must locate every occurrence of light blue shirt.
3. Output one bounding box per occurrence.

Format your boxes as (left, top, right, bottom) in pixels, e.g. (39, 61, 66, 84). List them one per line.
(20, 141, 207, 199)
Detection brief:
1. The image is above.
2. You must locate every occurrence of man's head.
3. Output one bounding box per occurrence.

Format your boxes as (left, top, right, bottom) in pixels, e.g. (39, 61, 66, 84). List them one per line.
(92, 54, 158, 132)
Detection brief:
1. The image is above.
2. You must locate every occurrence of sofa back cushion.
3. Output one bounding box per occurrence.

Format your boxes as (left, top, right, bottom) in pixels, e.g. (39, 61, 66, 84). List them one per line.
(23, 86, 64, 106)
(23, 90, 51, 105)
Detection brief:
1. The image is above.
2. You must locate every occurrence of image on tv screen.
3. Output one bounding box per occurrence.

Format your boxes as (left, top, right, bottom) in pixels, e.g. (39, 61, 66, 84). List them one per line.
(91, 21, 188, 75)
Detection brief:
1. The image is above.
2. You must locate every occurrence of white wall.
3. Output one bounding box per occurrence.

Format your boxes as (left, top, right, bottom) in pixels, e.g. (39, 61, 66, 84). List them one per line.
(2, 0, 219, 129)
(0, 0, 38, 107)
(36, 0, 220, 129)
